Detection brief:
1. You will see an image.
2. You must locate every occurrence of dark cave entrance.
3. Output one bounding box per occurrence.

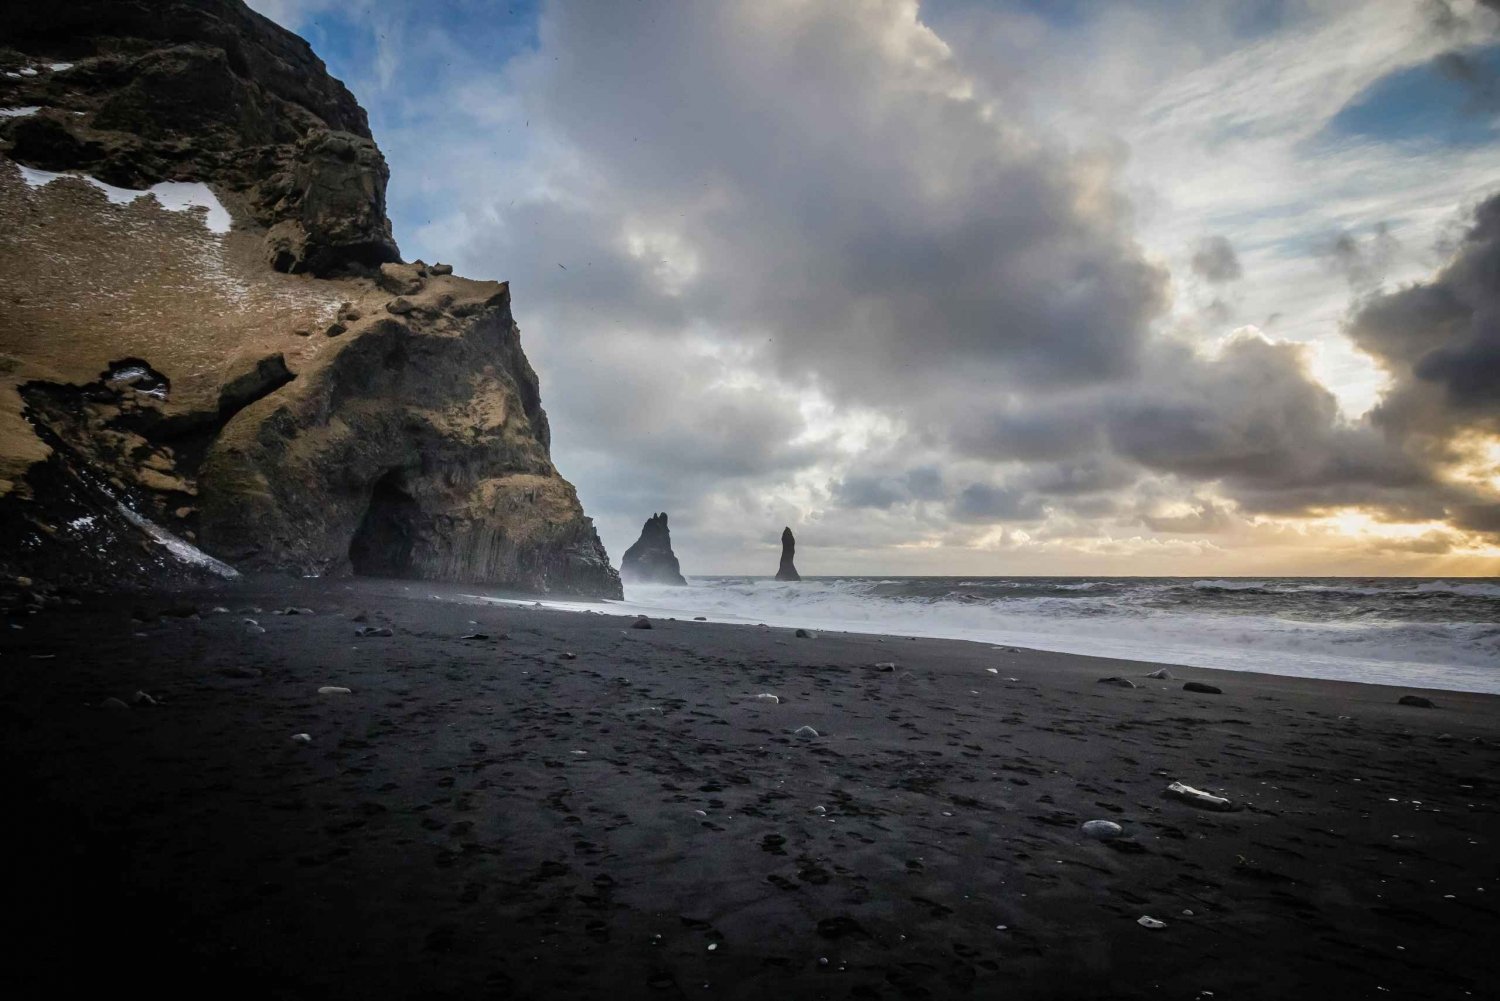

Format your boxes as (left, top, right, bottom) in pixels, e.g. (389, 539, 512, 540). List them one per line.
(349, 470, 420, 577)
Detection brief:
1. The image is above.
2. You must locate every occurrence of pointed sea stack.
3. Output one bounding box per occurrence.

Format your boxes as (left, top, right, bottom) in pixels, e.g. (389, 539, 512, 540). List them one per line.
(775, 526, 801, 581)
(620, 513, 687, 585)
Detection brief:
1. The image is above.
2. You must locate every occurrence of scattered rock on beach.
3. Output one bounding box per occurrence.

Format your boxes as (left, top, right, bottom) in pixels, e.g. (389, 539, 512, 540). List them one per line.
(794, 725, 819, 739)
(1398, 695, 1436, 709)
(875, 662, 896, 672)
(291, 733, 312, 743)
(355, 626, 393, 637)
(631, 617, 653, 630)
(559, 652, 577, 660)
(1164, 780, 1236, 812)
(1137, 916, 1166, 929)
(795, 628, 815, 639)
(755, 693, 780, 703)
(100, 696, 129, 711)
(131, 690, 158, 707)
(1098, 676, 1137, 689)
(1082, 819, 1124, 839)
(1146, 668, 1173, 680)
(317, 686, 352, 695)
(1183, 682, 1222, 695)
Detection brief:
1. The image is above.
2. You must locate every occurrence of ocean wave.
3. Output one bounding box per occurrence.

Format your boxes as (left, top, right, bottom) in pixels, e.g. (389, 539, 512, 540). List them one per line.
(568, 575, 1500, 694)
(1191, 579, 1273, 593)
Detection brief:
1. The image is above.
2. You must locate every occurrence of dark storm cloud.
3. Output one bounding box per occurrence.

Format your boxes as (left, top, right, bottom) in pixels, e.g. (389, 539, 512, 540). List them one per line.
(1421, 0, 1500, 114)
(834, 466, 946, 511)
(486, 1, 1168, 405)
(1352, 191, 1500, 434)
(1320, 224, 1399, 293)
(835, 475, 908, 510)
(1191, 235, 1243, 284)
(953, 482, 1044, 523)
(942, 328, 1454, 527)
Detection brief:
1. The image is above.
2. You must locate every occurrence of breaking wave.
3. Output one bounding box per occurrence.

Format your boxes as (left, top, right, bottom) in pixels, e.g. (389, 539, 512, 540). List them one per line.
(493, 575, 1500, 694)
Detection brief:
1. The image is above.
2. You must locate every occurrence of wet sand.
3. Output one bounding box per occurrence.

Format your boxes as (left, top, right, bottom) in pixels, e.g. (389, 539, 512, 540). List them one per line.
(3, 575, 1497, 999)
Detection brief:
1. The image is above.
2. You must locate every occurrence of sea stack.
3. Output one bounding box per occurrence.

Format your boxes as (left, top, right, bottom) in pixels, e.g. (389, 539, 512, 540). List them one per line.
(620, 513, 687, 585)
(776, 526, 801, 581)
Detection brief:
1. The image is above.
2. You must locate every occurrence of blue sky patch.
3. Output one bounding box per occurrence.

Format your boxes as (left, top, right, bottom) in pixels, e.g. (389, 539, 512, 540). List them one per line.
(1325, 43, 1500, 149)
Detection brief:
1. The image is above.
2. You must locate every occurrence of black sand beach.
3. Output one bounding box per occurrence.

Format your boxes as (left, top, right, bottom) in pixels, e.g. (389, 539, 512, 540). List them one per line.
(3, 575, 1497, 1000)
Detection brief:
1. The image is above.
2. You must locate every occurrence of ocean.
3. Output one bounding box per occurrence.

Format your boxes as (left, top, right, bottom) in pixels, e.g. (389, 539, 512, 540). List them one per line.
(486, 576, 1500, 695)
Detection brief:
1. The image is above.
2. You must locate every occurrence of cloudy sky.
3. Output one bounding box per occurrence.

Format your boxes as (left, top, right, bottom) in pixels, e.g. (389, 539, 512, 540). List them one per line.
(249, 0, 1500, 576)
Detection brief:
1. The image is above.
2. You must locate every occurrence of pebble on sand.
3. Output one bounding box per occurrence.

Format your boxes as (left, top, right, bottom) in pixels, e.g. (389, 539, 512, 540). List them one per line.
(795, 628, 815, 639)
(1137, 916, 1166, 929)
(875, 662, 897, 671)
(1183, 682, 1222, 695)
(1082, 819, 1124, 839)
(1398, 695, 1436, 709)
(755, 693, 781, 703)
(1097, 677, 1137, 689)
(131, 690, 158, 706)
(631, 617, 653, 630)
(1146, 668, 1173, 680)
(100, 696, 130, 710)
(355, 626, 394, 637)
(794, 725, 819, 738)
(317, 686, 352, 695)
(1164, 780, 1236, 812)
(291, 733, 312, 743)
(559, 652, 577, 660)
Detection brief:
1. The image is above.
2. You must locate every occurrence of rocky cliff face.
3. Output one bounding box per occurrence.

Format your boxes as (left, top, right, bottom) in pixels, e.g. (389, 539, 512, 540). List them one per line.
(1, 0, 397, 275)
(0, 0, 621, 598)
(619, 513, 687, 586)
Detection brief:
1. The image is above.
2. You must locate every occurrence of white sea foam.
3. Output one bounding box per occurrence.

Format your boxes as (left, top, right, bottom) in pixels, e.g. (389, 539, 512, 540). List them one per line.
(0, 106, 40, 118)
(465, 576, 1500, 694)
(15, 163, 232, 233)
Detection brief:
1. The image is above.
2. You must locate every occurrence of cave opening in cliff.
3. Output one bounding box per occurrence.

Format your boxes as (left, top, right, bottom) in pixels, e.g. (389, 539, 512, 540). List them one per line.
(349, 470, 420, 577)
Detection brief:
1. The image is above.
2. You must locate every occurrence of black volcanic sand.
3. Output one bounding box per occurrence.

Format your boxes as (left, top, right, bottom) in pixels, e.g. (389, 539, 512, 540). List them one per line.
(3, 576, 1498, 1000)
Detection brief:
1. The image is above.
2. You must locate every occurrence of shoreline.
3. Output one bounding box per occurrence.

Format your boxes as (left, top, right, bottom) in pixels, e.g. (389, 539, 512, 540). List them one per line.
(4, 573, 1498, 998)
(474, 577, 1500, 697)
